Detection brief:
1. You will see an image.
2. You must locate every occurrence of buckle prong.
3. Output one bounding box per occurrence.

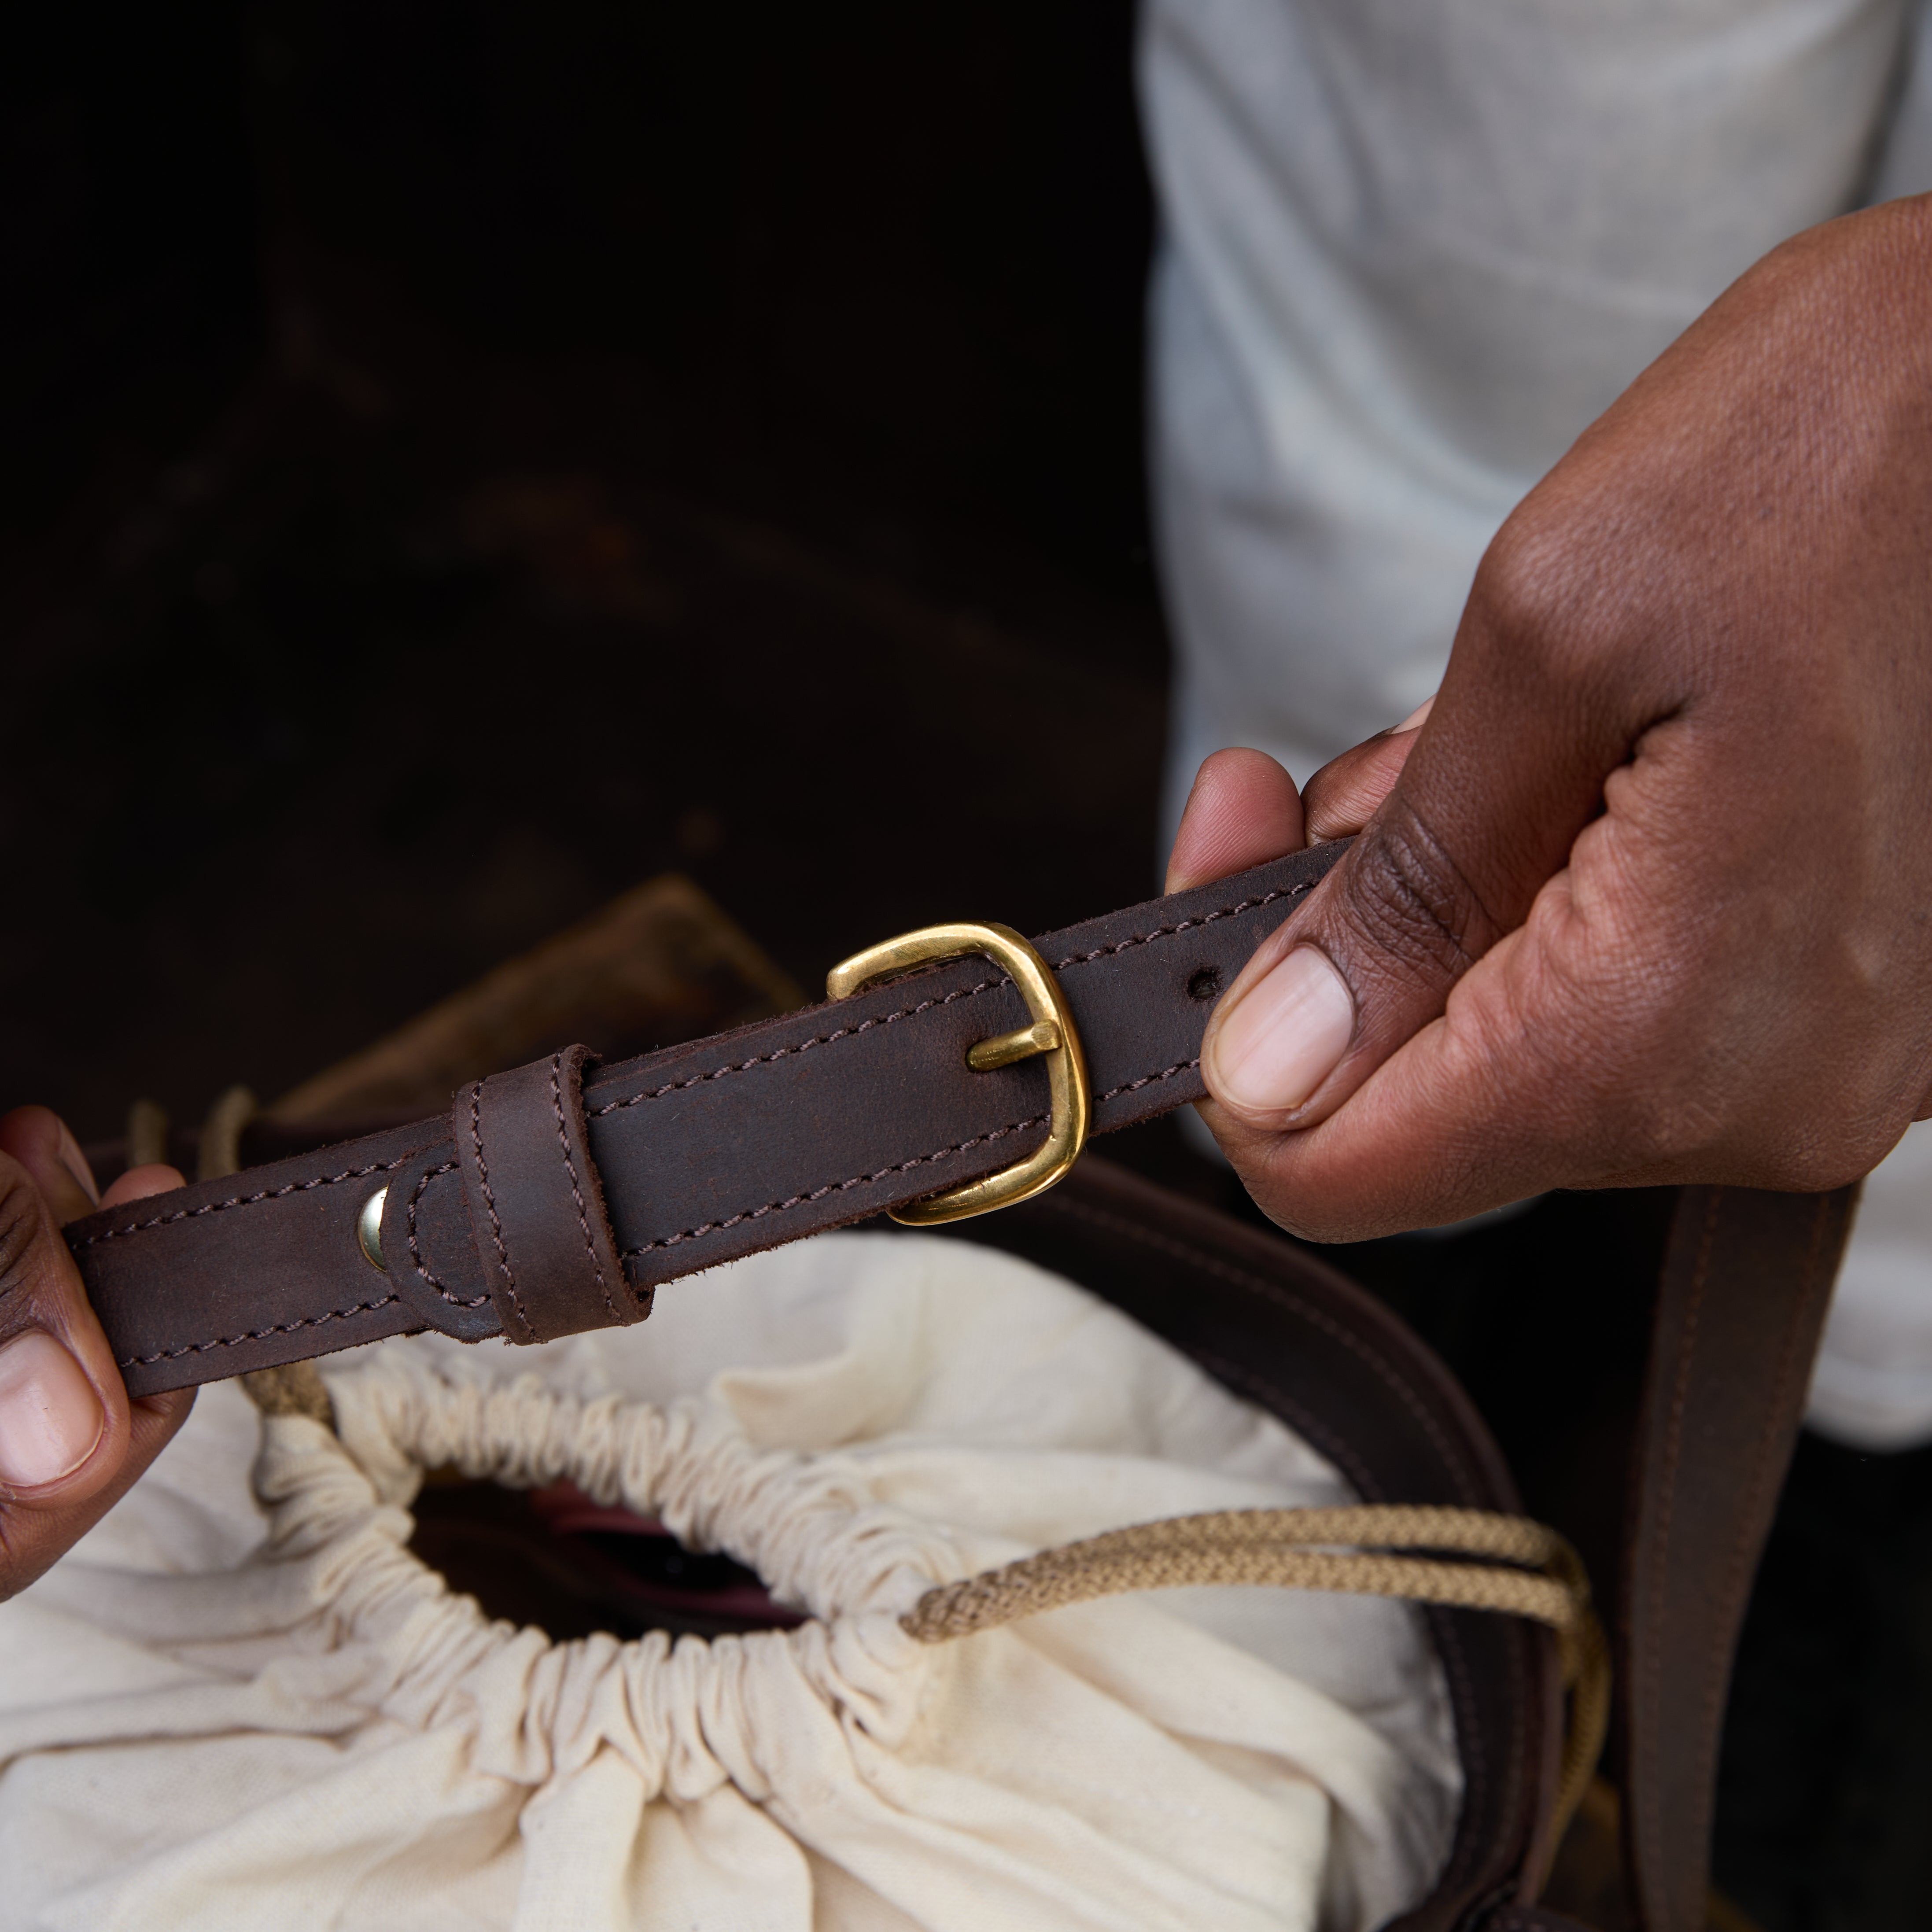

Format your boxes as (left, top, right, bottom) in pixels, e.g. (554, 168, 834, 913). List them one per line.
(966, 1018, 1061, 1072)
(826, 921, 1091, 1225)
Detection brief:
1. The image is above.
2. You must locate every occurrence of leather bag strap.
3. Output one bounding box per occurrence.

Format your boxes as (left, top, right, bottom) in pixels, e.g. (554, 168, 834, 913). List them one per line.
(1616, 1182, 1855, 1932)
(68, 843, 1345, 1395)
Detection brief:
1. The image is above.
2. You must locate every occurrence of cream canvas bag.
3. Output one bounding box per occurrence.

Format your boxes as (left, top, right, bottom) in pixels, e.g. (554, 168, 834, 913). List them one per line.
(0, 1232, 1461, 1932)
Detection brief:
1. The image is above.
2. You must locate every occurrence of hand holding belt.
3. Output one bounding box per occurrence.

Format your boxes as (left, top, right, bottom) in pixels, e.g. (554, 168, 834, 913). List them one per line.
(70, 844, 1347, 1396)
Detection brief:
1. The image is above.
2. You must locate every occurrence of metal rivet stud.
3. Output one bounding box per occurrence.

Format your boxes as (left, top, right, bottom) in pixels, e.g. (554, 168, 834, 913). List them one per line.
(357, 1186, 388, 1272)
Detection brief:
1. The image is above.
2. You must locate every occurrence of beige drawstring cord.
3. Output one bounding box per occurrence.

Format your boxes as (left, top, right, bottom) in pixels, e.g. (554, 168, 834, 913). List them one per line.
(904, 1504, 1608, 1842)
(196, 1084, 258, 1184)
(125, 1098, 170, 1172)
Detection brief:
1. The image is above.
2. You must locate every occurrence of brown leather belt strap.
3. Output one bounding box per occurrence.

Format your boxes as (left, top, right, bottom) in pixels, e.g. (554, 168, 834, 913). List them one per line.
(69, 843, 1346, 1396)
(1618, 1182, 1855, 1932)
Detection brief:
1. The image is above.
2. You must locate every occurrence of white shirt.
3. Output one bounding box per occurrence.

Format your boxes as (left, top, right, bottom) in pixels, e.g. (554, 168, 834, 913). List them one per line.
(1141, 0, 1932, 1449)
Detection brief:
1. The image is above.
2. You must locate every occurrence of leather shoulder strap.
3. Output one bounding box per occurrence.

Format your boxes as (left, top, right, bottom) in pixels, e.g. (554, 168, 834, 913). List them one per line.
(68, 844, 1346, 1394)
(1618, 1182, 1856, 1932)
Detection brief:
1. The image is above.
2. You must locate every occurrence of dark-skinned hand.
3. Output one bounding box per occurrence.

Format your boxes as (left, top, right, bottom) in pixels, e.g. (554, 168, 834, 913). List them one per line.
(0, 1106, 193, 1601)
(1168, 195, 1932, 1241)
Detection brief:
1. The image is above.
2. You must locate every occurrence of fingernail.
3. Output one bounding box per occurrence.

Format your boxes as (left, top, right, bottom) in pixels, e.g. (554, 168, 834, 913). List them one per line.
(1394, 696, 1435, 734)
(56, 1123, 99, 1207)
(0, 1331, 104, 1489)
(1207, 947, 1355, 1114)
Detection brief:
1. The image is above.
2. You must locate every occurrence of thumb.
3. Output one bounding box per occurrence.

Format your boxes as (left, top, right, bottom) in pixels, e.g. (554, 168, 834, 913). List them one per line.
(1198, 530, 1636, 1137)
(0, 1108, 193, 1600)
(0, 1151, 122, 1510)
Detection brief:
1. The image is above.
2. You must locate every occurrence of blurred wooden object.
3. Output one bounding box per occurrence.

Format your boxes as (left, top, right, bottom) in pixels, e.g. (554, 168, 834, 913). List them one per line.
(268, 874, 802, 1122)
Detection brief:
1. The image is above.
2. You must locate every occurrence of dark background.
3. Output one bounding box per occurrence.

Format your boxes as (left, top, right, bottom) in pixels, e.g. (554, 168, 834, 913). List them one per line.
(6, 12, 1926, 1932)
(3, 1, 1163, 1136)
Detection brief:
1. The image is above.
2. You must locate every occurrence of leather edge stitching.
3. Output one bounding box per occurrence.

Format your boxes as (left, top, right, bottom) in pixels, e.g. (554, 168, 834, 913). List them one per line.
(405, 1157, 488, 1309)
(468, 1079, 528, 1339)
(618, 1057, 1207, 1259)
(116, 1289, 401, 1370)
(73, 1158, 403, 1248)
(620, 1111, 1054, 1255)
(550, 1050, 619, 1322)
(587, 883, 1313, 1118)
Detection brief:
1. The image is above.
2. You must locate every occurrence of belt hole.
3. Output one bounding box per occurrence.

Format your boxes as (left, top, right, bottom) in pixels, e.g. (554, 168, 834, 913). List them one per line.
(1186, 966, 1222, 1003)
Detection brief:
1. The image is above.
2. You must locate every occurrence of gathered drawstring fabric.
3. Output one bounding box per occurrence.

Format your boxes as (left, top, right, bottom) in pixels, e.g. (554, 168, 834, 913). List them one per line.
(214, 1088, 1596, 1855)
(206, 1073, 1595, 1836)
(234, 1373, 1604, 1844)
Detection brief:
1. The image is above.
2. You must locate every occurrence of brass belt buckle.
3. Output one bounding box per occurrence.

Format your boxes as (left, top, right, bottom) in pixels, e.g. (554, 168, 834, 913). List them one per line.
(826, 921, 1091, 1225)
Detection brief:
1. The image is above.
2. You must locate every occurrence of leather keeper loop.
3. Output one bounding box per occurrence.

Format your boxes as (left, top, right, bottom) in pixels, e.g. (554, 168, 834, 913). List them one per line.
(72, 841, 1353, 1391)
(454, 1045, 647, 1345)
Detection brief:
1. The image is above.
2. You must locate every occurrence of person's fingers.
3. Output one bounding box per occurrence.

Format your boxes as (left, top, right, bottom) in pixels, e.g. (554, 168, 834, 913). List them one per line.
(1188, 200, 1932, 1235)
(0, 1146, 124, 1501)
(0, 1109, 183, 1218)
(52, 1118, 99, 1208)
(1301, 711, 1432, 844)
(1200, 205, 1932, 1149)
(1197, 939, 1555, 1239)
(0, 1108, 100, 1225)
(1165, 749, 1305, 894)
(1196, 379, 1689, 1142)
(0, 1110, 195, 1600)
(102, 1164, 186, 1209)
(1199, 691, 1607, 1132)
(1202, 784, 1777, 1237)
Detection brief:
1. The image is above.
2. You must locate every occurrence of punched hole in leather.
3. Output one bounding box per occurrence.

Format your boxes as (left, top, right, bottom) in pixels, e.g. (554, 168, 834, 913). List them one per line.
(73, 842, 1353, 1393)
(452, 1044, 648, 1345)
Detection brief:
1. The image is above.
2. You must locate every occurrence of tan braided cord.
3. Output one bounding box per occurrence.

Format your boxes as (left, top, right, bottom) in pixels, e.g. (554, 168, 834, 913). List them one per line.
(903, 1504, 1608, 1841)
